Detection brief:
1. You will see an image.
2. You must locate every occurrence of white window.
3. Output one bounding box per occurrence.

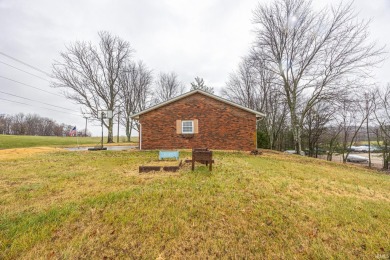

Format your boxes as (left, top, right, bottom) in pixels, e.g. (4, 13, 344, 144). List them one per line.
(182, 120, 194, 134)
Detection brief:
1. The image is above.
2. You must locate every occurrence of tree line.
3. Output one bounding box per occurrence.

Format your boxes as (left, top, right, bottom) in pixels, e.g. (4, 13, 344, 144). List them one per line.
(0, 113, 88, 136)
(222, 0, 387, 168)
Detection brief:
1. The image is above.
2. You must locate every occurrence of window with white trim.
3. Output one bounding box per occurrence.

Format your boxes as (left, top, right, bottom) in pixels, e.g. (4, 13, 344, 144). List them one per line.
(182, 120, 194, 134)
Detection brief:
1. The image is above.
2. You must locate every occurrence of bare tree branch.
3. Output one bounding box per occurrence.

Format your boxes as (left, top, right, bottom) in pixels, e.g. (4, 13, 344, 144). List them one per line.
(52, 31, 133, 143)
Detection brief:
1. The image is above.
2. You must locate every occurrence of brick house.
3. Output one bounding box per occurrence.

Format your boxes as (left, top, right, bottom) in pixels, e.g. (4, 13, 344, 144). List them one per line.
(130, 90, 265, 151)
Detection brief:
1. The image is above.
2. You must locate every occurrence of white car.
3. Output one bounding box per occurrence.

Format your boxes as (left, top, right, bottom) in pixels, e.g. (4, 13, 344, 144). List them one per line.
(346, 154, 368, 163)
(284, 150, 305, 156)
(350, 145, 381, 152)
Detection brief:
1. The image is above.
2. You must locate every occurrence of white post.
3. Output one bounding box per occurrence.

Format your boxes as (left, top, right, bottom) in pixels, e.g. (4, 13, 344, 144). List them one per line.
(76, 127, 79, 148)
(256, 120, 258, 150)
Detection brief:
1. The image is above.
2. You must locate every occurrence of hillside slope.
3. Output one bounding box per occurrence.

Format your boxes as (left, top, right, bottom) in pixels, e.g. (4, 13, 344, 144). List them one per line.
(0, 149, 389, 259)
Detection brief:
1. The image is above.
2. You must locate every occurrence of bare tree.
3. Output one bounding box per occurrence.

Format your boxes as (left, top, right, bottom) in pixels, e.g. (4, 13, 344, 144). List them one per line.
(118, 61, 153, 142)
(373, 84, 390, 169)
(154, 72, 185, 103)
(0, 113, 72, 136)
(372, 127, 390, 169)
(252, 0, 384, 154)
(338, 93, 371, 163)
(0, 114, 12, 134)
(52, 31, 133, 143)
(11, 113, 25, 135)
(190, 77, 214, 93)
(223, 58, 260, 110)
(303, 102, 334, 157)
(363, 90, 376, 167)
(223, 56, 288, 150)
(322, 121, 343, 161)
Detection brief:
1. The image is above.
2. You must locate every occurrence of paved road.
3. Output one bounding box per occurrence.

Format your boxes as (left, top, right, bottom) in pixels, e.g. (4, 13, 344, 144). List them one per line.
(64, 145, 136, 151)
(319, 152, 384, 168)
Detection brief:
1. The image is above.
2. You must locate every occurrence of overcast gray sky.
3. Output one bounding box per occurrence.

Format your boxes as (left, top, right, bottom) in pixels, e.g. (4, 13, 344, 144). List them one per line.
(0, 0, 389, 136)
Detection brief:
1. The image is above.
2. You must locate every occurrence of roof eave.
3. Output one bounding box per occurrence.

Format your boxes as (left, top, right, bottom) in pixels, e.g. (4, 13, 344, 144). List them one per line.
(130, 89, 266, 119)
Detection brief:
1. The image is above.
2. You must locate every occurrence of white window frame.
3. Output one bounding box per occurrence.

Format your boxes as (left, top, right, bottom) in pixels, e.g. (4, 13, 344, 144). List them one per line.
(182, 120, 194, 134)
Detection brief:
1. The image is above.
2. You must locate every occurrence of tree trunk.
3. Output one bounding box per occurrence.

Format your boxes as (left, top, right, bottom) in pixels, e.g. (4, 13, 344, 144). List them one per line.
(292, 124, 302, 154)
(383, 141, 389, 170)
(327, 152, 333, 161)
(367, 116, 371, 168)
(125, 118, 131, 142)
(342, 152, 347, 163)
(107, 118, 114, 143)
(129, 126, 132, 143)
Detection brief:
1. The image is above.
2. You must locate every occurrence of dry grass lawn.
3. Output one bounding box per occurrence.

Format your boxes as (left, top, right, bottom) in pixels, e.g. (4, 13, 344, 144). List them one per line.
(0, 148, 389, 259)
(0, 134, 138, 149)
(0, 147, 60, 160)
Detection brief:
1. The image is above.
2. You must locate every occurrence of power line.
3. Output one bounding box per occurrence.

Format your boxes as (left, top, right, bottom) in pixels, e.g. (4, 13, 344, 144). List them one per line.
(0, 75, 64, 97)
(0, 52, 52, 77)
(0, 52, 109, 121)
(0, 90, 79, 112)
(0, 97, 82, 117)
(0, 60, 51, 82)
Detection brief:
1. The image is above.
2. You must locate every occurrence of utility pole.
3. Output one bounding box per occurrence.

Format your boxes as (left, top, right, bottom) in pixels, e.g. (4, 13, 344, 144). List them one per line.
(101, 112, 105, 149)
(117, 111, 120, 143)
(365, 92, 371, 168)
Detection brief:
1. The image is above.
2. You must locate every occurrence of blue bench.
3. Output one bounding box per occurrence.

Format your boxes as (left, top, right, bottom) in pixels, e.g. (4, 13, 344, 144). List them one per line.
(159, 150, 179, 160)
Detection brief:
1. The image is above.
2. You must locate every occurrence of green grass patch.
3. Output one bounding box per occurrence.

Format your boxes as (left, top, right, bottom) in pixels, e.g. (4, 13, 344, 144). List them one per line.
(0, 149, 389, 258)
(0, 135, 138, 149)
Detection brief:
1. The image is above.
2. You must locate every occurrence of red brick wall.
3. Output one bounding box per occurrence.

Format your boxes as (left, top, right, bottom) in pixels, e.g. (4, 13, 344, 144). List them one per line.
(139, 93, 257, 151)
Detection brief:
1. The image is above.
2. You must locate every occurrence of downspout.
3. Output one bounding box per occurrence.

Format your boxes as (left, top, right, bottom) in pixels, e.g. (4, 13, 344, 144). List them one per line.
(139, 123, 142, 150)
(256, 117, 258, 150)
